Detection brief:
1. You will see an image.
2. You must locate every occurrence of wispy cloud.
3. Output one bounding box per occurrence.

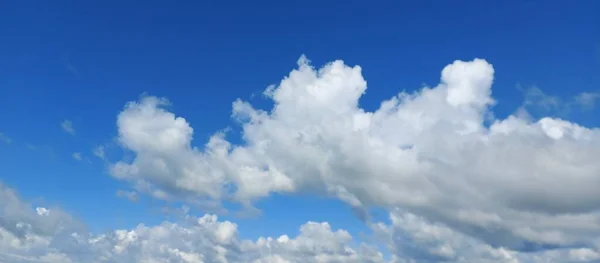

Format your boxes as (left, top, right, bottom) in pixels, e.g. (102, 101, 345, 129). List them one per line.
(61, 120, 75, 135)
(574, 92, 600, 110)
(518, 86, 600, 116)
(116, 190, 139, 202)
(72, 152, 82, 161)
(92, 145, 105, 159)
(0, 132, 12, 144)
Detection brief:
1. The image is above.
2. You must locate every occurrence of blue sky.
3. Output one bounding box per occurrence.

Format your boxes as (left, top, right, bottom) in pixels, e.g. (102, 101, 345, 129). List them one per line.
(1, 1, 600, 262)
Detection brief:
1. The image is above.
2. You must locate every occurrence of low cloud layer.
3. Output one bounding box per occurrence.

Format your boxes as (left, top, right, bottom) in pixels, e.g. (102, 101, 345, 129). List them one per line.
(0, 182, 384, 263)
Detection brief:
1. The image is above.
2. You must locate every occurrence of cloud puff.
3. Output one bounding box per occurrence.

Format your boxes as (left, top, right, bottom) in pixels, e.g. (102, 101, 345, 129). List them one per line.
(61, 120, 75, 135)
(108, 56, 600, 255)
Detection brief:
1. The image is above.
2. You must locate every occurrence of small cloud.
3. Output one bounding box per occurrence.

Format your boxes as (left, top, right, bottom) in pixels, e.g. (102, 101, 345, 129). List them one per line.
(26, 143, 37, 150)
(93, 145, 105, 159)
(0, 132, 12, 144)
(574, 92, 600, 110)
(116, 190, 139, 202)
(520, 86, 562, 112)
(36, 207, 50, 216)
(61, 120, 75, 135)
(72, 152, 82, 161)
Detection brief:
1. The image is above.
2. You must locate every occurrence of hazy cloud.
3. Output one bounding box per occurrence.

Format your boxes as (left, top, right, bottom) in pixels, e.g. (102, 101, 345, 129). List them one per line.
(61, 120, 75, 135)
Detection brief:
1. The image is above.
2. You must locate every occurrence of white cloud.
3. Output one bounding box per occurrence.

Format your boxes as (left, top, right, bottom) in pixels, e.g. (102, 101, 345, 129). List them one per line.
(0, 132, 12, 144)
(372, 209, 600, 263)
(107, 56, 600, 256)
(72, 152, 82, 161)
(3, 180, 600, 263)
(61, 120, 75, 135)
(36, 207, 50, 216)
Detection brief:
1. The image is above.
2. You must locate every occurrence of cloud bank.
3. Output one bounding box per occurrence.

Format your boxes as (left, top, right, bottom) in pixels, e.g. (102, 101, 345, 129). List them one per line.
(2, 56, 599, 262)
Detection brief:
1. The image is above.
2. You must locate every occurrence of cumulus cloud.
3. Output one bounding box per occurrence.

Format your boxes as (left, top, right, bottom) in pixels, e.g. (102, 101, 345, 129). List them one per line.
(107, 56, 600, 257)
(61, 120, 75, 135)
(0, 182, 384, 263)
(72, 152, 82, 161)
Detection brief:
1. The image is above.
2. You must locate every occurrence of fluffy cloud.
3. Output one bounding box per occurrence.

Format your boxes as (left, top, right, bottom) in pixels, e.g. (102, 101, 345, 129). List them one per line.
(107, 56, 600, 257)
(0, 182, 384, 263)
(372, 209, 600, 263)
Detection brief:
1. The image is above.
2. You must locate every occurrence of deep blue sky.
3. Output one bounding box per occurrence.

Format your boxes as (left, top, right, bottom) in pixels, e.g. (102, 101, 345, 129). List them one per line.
(0, 0, 598, 240)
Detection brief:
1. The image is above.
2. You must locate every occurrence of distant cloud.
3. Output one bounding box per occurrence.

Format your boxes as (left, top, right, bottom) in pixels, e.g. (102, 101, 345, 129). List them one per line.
(574, 92, 600, 110)
(72, 152, 82, 161)
(116, 190, 139, 202)
(518, 86, 600, 116)
(61, 120, 75, 135)
(0, 132, 11, 144)
(92, 145, 105, 159)
(520, 86, 562, 112)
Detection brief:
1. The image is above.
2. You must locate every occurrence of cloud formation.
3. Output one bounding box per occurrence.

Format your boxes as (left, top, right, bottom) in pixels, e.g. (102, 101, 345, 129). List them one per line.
(2, 179, 600, 263)
(107, 56, 600, 257)
(5, 56, 598, 262)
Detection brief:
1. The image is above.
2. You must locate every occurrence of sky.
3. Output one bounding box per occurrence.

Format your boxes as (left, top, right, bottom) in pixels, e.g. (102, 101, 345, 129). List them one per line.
(0, 1, 599, 262)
